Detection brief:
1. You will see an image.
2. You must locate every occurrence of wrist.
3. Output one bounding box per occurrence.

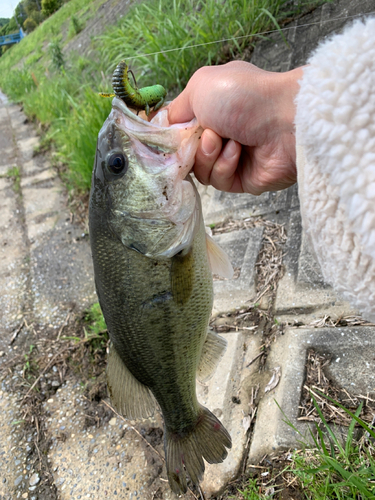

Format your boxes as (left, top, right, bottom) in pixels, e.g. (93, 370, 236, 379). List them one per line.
(273, 67, 304, 132)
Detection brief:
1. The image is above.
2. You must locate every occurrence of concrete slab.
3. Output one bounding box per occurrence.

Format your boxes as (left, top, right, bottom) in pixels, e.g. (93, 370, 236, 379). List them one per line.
(0, 389, 29, 499)
(20, 167, 57, 187)
(23, 159, 50, 176)
(17, 136, 39, 162)
(212, 228, 263, 314)
(251, 0, 375, 72)
(0, 168, 28, 333)
(30, 221, 95, 326)
(44, 380, 176, 500)
(198, 330, 262, 496)
(248, 326, 375, 463)
(202, 187, 297, 226)
(275, 210, 357, 323)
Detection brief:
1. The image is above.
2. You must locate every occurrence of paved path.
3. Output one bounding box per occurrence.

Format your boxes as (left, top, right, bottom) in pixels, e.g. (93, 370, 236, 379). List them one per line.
(1, 0, 375, 498)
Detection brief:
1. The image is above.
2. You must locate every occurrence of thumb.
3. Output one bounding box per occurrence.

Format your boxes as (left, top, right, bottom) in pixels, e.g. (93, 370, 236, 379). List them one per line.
(167, 87, 195, 124)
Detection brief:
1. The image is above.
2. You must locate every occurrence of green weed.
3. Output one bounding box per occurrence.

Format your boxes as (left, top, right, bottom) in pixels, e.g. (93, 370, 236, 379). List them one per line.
(233, 478, 273, 499)
(84, 302, 107, 337)
(23, 344, 36, 379)
(56, 87, 112, 192)
(0, 0, 331, 195)
(63, 303, 108, 351)
(0, 68, 37, 103)
(6, 166, 21, 193)
(68, 15, 84, 38)
(48, 39, 65, 71)
(98, 0, 329, 94)
(277, 394, 375, 499)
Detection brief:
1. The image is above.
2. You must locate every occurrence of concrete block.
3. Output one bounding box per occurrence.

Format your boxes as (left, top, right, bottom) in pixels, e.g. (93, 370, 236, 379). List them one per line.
(20, 167, 57, 187)
(23, 184, 62, 217)
(275, 210, 357, 323)
(249, 326, 375, 462)
(212, 228, 263, 314)
(198, 330, 262, 497)
(44, 380, 175, 500)
(0, 177, 28, 332)
(17, 136, 39, 162)
(23, 158, 50, 176)
(0, 390, 27, 498)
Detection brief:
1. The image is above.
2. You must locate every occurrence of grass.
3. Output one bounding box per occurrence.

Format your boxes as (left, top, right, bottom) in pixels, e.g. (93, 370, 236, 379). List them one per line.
(0, 0, 331, 194)
(4, 166, 21, 193)
(97, 0, 325, 93)
(274, 394, 375, 499)
(227, 394, 375, 499)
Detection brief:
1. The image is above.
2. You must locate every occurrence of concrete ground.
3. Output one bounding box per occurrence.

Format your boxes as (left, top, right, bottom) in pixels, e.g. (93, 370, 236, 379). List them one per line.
(1, 0, 375, 498)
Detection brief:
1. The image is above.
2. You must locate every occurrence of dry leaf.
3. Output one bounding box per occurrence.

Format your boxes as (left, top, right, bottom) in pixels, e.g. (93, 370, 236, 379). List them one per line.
(265, 366, 281, 393)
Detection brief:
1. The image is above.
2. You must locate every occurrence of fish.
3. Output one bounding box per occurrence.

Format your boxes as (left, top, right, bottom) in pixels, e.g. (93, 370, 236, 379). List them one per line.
(89, 96, 233, 494)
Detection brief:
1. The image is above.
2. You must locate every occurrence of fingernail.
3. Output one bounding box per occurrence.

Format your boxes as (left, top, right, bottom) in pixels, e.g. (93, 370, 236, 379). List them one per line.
(223, 140, 237, 159)
(201, 132, 216, 155)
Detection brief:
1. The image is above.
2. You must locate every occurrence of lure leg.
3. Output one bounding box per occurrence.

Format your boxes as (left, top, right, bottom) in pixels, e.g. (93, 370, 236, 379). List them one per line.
(153, 97, 166, 112)
(128, 69, 139, 89)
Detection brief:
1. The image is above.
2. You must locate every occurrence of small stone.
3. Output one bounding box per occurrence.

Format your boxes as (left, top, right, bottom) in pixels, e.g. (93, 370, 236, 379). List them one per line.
(0, 351, 5, 357)
(14, 475, 23, 486)
(29, 473, 40, 486)
(22, 493, 28, 499)
(47, 399, 54, 403)
(109, 418, 117, 426)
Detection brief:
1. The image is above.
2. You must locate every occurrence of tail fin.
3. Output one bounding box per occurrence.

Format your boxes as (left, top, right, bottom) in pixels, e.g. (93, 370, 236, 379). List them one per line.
(165, 405, 232, 494)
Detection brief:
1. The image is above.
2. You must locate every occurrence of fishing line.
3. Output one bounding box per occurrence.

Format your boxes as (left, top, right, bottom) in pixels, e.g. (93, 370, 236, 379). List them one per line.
(125, 10, 375, 61)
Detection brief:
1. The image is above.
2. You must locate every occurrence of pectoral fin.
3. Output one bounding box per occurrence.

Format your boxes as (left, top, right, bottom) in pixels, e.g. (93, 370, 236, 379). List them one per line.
(106, 344, 157, 419)
(197, 329, 227, 383)
(205, 233, 234, 279)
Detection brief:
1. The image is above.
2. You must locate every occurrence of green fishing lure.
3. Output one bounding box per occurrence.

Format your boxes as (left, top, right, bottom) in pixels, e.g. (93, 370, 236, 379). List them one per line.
(100, 60, 167, 116)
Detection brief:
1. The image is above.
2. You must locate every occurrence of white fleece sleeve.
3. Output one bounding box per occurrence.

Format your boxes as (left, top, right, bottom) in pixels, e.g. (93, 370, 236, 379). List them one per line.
(295, 17, 375, 321)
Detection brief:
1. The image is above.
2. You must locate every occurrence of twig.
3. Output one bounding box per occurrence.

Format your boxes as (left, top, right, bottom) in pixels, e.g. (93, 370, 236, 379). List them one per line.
(57, 311, 71, 340)
(10, 319, 25, 345)
(246, 351, 264, 367)
(22, 347, 71, 401)
(102, 400, 165, 462)
(197, 484, 206, 500)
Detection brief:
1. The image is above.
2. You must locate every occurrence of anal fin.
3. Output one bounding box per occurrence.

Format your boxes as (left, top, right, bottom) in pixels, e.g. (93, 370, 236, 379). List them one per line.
(106, 344, 157, 419)
(197, 329, 227, 383)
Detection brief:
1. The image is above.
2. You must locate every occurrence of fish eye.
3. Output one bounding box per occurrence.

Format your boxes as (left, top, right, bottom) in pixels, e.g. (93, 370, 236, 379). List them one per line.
(106, 152, 128, 176)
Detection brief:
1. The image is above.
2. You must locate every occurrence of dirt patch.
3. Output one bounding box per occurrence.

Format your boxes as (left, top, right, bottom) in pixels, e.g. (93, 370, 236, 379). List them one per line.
(0, 311, 110, 498)
(212, 451, 305, 500)
(299, 349, 375, 427)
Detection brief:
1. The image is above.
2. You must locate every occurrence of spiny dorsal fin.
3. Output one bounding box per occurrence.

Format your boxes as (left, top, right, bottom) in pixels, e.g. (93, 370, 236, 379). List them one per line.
(205, 232, 234, 279)
(106, 344, 157, 419)
(197, 329, 227, 383)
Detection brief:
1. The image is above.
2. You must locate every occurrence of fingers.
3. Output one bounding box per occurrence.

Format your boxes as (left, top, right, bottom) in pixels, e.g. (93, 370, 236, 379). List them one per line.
(194, 129, 243, 192)
(167, 88, 195, 124)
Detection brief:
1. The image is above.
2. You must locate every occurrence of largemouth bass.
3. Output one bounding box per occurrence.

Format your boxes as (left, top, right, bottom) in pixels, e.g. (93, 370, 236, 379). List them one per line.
(89, 97, 233, 494)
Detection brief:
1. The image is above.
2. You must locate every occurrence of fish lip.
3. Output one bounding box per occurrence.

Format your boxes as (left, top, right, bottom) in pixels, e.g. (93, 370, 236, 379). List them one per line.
(112, 97, 165, 129)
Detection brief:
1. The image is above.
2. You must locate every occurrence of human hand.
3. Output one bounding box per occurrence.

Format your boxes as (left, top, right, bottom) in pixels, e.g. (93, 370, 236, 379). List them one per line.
(167, 61, 304, 195)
